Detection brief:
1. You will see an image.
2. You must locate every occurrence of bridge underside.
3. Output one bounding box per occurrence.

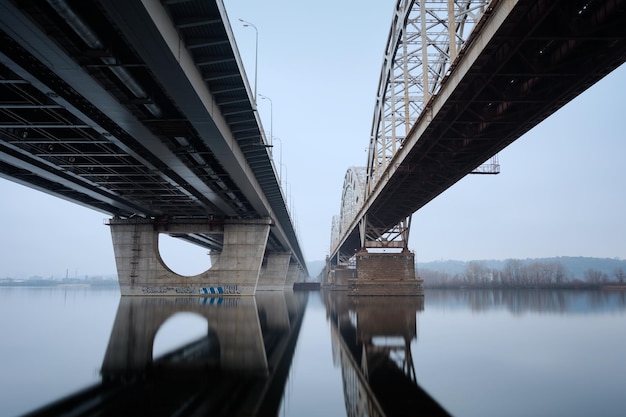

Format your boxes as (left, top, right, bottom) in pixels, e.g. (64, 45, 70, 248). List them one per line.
(368, 0, 626, 231)
(0, 0, 308, 281)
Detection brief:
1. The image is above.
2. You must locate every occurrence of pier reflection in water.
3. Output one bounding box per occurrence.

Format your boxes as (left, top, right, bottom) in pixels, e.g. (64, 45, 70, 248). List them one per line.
(24, 291, 307, 417)
(19, 290, 448, 417)
(324, 293, 451, 417)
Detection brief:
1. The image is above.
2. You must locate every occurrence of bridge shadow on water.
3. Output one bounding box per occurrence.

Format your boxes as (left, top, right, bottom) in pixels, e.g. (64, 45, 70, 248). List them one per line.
(21, 291, 451, 417)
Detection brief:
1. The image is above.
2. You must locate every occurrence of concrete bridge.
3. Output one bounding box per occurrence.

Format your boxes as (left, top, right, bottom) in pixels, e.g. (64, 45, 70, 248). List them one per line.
(21, 292, 307, 416)
(327, 0, 626, 293)
(0, 0, 307, 294)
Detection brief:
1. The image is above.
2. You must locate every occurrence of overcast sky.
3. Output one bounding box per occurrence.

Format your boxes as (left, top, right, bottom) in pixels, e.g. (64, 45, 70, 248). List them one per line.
(1, 0, 624, 279)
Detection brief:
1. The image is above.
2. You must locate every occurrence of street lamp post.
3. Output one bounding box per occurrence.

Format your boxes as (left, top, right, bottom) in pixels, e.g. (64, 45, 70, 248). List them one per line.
(287, 181, 294, 218)
(279, 161, 288, 195)
(258, 94, 272, 146)
(238, 19, 258, 103)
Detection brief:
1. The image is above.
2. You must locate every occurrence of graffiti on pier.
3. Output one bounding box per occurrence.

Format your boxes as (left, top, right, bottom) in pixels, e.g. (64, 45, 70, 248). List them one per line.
(139, 285, 241, 295)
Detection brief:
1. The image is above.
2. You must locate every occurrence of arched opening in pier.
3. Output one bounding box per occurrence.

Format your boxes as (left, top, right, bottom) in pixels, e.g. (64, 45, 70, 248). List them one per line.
(153, 312, 218, 360)
(158, 234, 212, 277)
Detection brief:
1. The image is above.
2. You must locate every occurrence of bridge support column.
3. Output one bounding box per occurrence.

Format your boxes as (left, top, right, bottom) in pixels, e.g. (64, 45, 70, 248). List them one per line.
(283, 264, 300, 290)
(109, 217, 271, 296)
(256, 253, 291, 291)
(329, 267, 357, 290)
(209, 250, 221, 266)
(350, 251, 423, 296)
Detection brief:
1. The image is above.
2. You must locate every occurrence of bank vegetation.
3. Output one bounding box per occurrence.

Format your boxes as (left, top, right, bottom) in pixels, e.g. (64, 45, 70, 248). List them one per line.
(420, 259, 626, 289)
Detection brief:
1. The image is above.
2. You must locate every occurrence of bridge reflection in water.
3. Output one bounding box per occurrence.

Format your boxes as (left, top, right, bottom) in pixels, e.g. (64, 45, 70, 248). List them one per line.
(23, 292, 307, 417)
(21, 291, 451, 417)
(324, 293, 450, 417)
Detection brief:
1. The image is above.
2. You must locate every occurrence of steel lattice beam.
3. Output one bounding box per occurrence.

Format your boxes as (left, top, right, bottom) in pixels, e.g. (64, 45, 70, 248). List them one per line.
(331, 0, 489, 258)
(367, 0, 489, 193)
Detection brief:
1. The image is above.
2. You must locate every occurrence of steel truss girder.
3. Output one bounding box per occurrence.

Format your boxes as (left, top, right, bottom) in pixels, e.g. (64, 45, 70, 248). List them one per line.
(336, 250, 355, 267)
(360, 214, 412, 250)
(331, 1, 489, 258)
(330, 167, 367, 253)
(366, 0, 489, 193)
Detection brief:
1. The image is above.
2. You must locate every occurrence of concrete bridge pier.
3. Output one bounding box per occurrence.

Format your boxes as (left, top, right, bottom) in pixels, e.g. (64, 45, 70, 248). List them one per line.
(256, 253, 291, 291)
(283, 264, 301, 290)
(348, 250, 423, 296)
(108, 217, 271, 296)
(324, 250, 423, 295)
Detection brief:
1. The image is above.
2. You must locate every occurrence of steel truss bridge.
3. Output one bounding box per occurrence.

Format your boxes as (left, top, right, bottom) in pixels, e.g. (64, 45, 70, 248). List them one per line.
(330, 0, 626, 266)
(0, 0, 307, 274)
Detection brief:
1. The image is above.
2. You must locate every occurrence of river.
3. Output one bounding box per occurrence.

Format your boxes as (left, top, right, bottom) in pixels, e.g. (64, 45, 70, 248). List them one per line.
(0, 287, 624, 416)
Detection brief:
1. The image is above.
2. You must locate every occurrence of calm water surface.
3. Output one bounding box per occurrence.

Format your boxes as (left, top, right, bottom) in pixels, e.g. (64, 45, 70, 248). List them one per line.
(0, 287, 624, 416)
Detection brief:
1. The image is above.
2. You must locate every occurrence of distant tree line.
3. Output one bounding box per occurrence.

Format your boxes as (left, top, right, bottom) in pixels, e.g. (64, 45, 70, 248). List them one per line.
(419, 259, 626, 288)
(0, 276, 118, 287)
